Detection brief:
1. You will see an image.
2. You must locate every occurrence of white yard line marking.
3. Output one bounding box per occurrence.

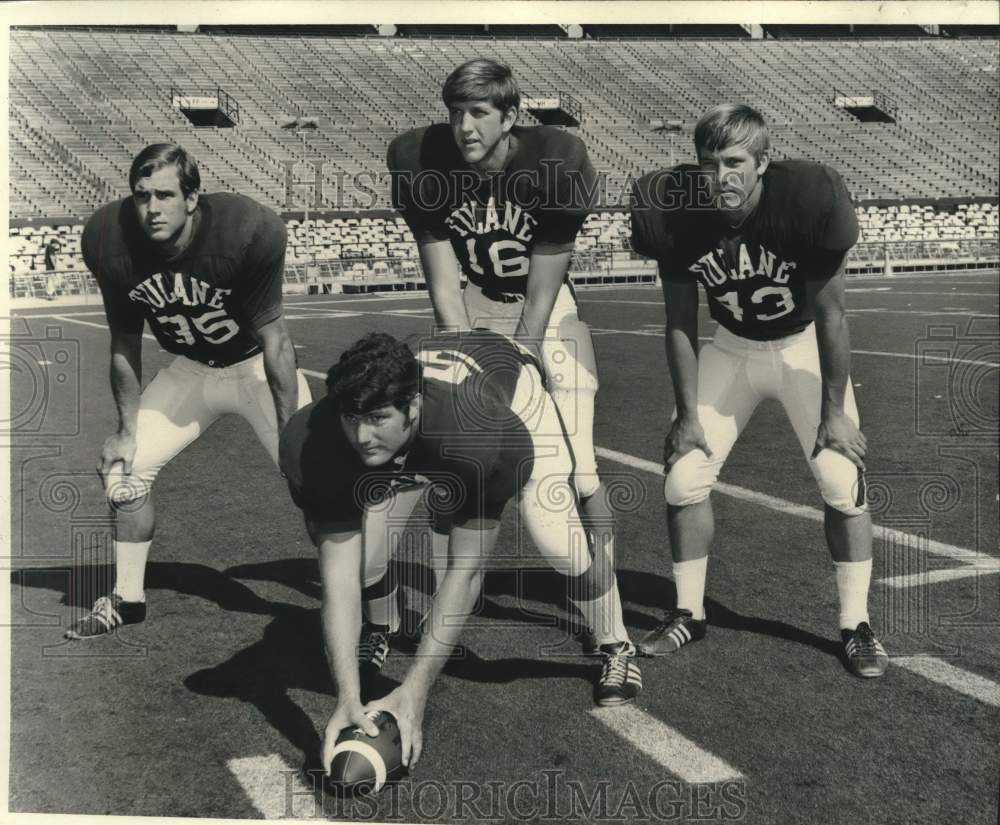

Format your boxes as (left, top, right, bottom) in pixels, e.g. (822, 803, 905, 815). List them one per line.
(227, 754, 320, 820)
(50, 315, 159, 343)
(590, 705, 742, 783)
(13, 310, 107, 318)
(872, 291, 998, 298)
(879, 561, 1000, 589)
(285, 313, 362, 320)
(849, 309, 998, 318)
(894, 658, 1000, 709)
(594, 446, 995, 570)
(854, 349, 998, 368)
(596, 446, 1000, 707)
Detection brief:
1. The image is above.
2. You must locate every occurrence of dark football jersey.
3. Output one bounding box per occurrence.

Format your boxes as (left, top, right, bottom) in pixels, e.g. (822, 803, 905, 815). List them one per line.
(279, 331, 537, 527)
(388, 123, 596, 298)
(82, 192, 287, 365)
(631, 160, 859, 341)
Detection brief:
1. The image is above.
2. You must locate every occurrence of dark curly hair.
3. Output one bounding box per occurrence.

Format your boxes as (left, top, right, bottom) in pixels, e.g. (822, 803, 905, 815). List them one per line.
(326, 332, 422, 414)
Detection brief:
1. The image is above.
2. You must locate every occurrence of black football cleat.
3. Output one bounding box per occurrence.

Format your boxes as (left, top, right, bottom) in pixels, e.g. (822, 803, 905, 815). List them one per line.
(636, 608, 707, 657)
(594, 641, 642, 707)
(65, 594, 146, 640)
(357, 623, 391, 680)
(842, 622, 889, 678)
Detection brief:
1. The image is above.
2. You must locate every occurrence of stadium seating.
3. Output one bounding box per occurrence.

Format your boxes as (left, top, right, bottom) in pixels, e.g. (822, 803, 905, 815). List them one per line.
(8, 28, 998, 221)
(12, 203, 996, 279)
(7, 27, 998, 294)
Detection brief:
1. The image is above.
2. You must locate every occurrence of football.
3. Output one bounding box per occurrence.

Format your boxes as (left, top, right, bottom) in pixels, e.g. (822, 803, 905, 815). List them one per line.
(327, 710, 406, 794)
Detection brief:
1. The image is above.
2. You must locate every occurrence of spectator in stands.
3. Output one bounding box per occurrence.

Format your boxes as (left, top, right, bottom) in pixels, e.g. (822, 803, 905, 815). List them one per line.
(631, 104, 889, 679)
(66, 143, 311, 639)
(43, 237, 63, 300)
(387, 61, 633, 670)
(44, 237, 61, 271)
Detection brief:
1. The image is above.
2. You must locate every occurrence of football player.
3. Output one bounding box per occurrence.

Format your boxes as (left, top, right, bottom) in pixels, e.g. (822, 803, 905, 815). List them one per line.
(630, 105, 888, 678)
(387, 59, 619, 601)
(67, 143, 312, 639)
(279, 331, 642, 771)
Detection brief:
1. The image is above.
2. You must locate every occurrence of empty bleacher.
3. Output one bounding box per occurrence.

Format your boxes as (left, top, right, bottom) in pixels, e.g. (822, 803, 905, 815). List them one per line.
(7, 26, 999, 276)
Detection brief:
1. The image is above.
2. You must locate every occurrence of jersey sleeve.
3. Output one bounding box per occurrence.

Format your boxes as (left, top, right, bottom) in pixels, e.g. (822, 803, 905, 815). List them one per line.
(278, 409, 364, 529)
(82, 207, 145, 335)
(533, 133, 596, 252)
(630, 171, 690, 280)
(815, 166, 859, 253)
(387, 133, 451, 245)
(235, 205, 287, 329)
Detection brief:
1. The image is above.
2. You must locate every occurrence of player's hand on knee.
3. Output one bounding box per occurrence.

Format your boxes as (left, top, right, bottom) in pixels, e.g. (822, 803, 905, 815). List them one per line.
(664, 416, 713, 468)
(812, 413, 867, 471)
(364, 686, 426, 768)
(321, 699, 380, 775)
(98, 432, 138, 483)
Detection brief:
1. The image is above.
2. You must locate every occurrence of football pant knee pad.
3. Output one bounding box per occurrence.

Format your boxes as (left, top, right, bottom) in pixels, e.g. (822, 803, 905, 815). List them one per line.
(549, 386, 600, 498)
(103, 464, 153, 508)
(813, 449, 868, 516)
(662, 451, 717, 507)
(542, 318, 599, 393)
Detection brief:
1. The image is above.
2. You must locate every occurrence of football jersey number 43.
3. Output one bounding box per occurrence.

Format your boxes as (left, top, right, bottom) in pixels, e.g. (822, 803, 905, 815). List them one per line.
(156, 308, 241, 346)
(716, 285, 795, 323)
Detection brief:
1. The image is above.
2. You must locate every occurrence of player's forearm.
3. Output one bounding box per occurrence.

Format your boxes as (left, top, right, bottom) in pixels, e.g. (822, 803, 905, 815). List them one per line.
(109, 335, 142, 435)
(814, 310, 852, 417)
(321, 576, 365, 705)
(402, 565, 483, 696)
(516, 250, 572, 354)
(664, 325, 700, 419)
(261, 329, 299, 432)
(420, 243, 471, 330)
(427, 284, 471, 330)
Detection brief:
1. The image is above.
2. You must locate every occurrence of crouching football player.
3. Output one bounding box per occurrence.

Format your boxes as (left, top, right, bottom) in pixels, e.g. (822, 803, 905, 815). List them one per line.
(279, 331, 641, 771)
(630, 104, 888, 678)
(68, 143, 311, 639)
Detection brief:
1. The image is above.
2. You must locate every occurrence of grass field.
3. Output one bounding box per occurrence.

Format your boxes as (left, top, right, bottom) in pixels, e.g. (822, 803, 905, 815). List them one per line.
(6, 272, 999, 824)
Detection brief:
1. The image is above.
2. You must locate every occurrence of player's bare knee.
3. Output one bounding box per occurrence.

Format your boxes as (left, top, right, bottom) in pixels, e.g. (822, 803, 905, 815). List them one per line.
(662, 453, 715, 506)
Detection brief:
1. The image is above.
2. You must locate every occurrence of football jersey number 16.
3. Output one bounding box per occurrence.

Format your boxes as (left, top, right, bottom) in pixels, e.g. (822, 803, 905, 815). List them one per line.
(466, 238, 529, 279)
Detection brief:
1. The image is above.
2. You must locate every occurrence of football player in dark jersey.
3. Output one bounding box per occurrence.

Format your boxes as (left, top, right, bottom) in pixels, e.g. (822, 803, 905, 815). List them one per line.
(630, 105, 887, 678)
(279, 331, 641, 771)
(387, 59, 620, 641)
(66, 143, 312, 639)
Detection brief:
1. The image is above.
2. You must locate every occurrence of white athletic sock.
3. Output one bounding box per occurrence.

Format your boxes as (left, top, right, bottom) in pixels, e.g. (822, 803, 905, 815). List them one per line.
(673, 556, 708, 620)
(113, 540, 151, 602)
(362, 588, 401, 634)
(572, 588, 628, 647)
(834, 558, 872, 630)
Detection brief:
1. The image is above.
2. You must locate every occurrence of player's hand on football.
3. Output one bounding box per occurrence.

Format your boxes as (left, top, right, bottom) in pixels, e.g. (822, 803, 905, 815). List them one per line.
(663, 416, 713, 468)
(812, 413, 867, 470)
(97, 432, 138, 484)
(364, 686, 426, 768)
(321, 700, 380, 776)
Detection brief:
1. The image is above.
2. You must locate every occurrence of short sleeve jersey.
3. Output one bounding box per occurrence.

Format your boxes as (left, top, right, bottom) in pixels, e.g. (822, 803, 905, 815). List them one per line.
(630, 160, 858, 341)
(81, 192, 287, 365)
(388, 124, 596, 297)
(279, 330, 537, 528)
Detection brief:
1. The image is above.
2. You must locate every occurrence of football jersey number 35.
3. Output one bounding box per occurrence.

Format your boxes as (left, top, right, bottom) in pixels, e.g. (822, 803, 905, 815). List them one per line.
(156, 308, 240, 346)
